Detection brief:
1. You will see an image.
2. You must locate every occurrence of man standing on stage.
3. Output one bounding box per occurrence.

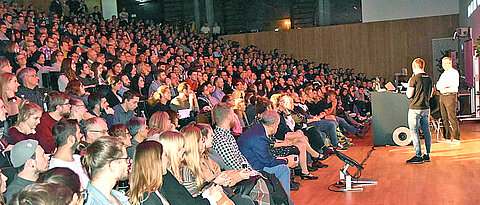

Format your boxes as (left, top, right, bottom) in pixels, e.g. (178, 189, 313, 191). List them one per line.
(406, 58, 433, 164)
(436, 57, 460, 144)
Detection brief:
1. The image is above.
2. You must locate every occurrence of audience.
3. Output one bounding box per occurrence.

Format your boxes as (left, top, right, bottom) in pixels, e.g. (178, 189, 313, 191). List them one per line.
(0, 3, 380, 203)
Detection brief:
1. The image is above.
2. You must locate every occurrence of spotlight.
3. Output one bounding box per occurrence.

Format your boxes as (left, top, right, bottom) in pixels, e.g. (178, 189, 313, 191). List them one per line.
(274, 28, 280, 32)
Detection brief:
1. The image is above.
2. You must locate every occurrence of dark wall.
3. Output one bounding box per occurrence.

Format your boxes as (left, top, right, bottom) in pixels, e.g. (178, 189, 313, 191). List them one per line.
(117, 0, 164, 22)
(116, 0, 361, 34)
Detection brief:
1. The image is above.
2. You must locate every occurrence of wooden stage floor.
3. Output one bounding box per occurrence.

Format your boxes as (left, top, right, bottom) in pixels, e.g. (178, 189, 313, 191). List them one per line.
(290, 121, 480, 205)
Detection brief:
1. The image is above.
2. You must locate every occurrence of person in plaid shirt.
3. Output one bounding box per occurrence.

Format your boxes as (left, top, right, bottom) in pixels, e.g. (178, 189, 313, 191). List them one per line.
(212, 102, 252, 171)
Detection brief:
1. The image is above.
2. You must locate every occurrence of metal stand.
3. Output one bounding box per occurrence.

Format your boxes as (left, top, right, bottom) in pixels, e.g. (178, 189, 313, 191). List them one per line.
(337, 164, 377, 192)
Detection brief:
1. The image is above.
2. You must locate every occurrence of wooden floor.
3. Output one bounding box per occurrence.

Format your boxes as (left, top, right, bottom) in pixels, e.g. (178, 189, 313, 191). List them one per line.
(290, 121, 480, 205)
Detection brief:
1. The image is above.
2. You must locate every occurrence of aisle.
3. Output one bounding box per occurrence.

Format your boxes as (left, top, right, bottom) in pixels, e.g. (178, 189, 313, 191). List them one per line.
(290, 121, 480, 205)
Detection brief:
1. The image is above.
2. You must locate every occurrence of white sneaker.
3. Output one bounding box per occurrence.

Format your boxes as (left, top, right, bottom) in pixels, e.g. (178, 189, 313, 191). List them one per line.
(450, 139, 460, 145)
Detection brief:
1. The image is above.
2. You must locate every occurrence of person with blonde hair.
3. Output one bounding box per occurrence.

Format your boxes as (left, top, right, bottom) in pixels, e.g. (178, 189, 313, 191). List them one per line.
(7, 102, 42, 144)
(147, 111, 174, 137)
(182, 124, 257, 205)
(146, 85, 172, 117)
(0, 73, 22, 125)
(0, 59, 12, 74)
(148, 131, 227, 205)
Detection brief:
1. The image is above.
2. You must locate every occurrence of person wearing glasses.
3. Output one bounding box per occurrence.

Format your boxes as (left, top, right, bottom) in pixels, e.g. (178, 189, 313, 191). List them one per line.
(35, 91, 71, 154)
(49, 119, 90, 189)
(82, 136, 131, 205)
(82, 117, 109, 145)
(16, 67, 45, 107)
(50, 50, 64, 71)
(68, 98, 94, 124)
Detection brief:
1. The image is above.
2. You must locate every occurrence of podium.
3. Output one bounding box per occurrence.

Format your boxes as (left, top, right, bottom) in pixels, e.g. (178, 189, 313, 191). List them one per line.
(371, 92, 410, 146)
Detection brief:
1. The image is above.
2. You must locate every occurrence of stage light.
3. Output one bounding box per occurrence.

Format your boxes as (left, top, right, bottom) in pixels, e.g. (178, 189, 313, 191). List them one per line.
(283, 19, 291, 30)
(274, 28, 280, 32)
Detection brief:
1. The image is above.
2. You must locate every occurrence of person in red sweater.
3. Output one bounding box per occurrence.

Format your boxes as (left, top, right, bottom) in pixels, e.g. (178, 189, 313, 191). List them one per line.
(35, 91, 70, 153)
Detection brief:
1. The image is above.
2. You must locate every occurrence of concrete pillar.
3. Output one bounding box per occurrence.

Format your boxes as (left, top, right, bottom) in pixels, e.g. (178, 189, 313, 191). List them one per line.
(318, 0, 330, 26)
(193, 0, 200, 31)
(205, 0, 214, 27)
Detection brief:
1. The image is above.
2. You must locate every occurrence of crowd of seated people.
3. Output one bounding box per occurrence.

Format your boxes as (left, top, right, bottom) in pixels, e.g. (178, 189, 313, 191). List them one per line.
(0, 1, 381, 204)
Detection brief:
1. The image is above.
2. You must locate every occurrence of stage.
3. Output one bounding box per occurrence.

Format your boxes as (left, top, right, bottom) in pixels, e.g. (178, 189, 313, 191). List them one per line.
(291, 121, 480, 205)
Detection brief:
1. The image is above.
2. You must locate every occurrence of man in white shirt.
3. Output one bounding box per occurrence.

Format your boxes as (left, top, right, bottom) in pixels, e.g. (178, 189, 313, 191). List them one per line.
(50, 119, 90, 188)
(200, 22, 211, 35)
(436, 57, 460, 144)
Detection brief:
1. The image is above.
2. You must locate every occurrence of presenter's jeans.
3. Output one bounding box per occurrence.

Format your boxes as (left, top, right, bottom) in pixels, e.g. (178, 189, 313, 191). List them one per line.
(439, 94, 460, 140)
(408, 109, 432, 157)
(263, 164, 291, 195)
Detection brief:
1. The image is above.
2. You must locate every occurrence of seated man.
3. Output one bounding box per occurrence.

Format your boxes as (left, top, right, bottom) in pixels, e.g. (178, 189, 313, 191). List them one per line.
(16, 67, 45, 108)
(81, 137, 130, 205)
(107, 90, 140, 127)
(211, 103, 252, 170)
(49, 119, 90, 189)
(36, 91, 71, 153)
(82, 117, 109, 145)
(5, 139, 49, 202)
(237, 110, 298, 195)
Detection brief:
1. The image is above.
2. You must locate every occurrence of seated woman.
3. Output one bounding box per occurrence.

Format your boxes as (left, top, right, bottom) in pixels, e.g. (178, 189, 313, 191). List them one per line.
(58, 58, 78, 92)
(180, 125, 253, 205)
(196, 123, 271, 204)
(0, 73, 23, 125)
(148, 111, 175, 137)
(133, 131, 229, 205)
(65, 80, 89, 106)
(146, 85, 172, 118)
(91, 62, 106, 85)
(105, 76, 123, 108)
(271, 94, 327, 179)
(232, 99, 251, 134)
(130, 75, 147, 99)
(7, 102, 42, 144)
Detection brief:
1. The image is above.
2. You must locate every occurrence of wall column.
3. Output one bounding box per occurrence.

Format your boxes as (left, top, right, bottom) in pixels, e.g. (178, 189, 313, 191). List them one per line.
(318, 0, 331, 26)
(205, 0, 214, 27)
(193, 0, 200, 31)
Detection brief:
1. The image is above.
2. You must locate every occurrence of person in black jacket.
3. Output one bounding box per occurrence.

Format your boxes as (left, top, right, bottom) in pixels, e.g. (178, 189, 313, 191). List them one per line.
(49, 0, 63, 15)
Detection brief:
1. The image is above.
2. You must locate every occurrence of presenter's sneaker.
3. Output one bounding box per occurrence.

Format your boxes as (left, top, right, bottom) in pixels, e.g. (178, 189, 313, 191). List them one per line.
(437, 138, 449, 143)
(422, 154, 430, 162)
(450, 139, 460, 145)
(406, 156, 424, 164)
